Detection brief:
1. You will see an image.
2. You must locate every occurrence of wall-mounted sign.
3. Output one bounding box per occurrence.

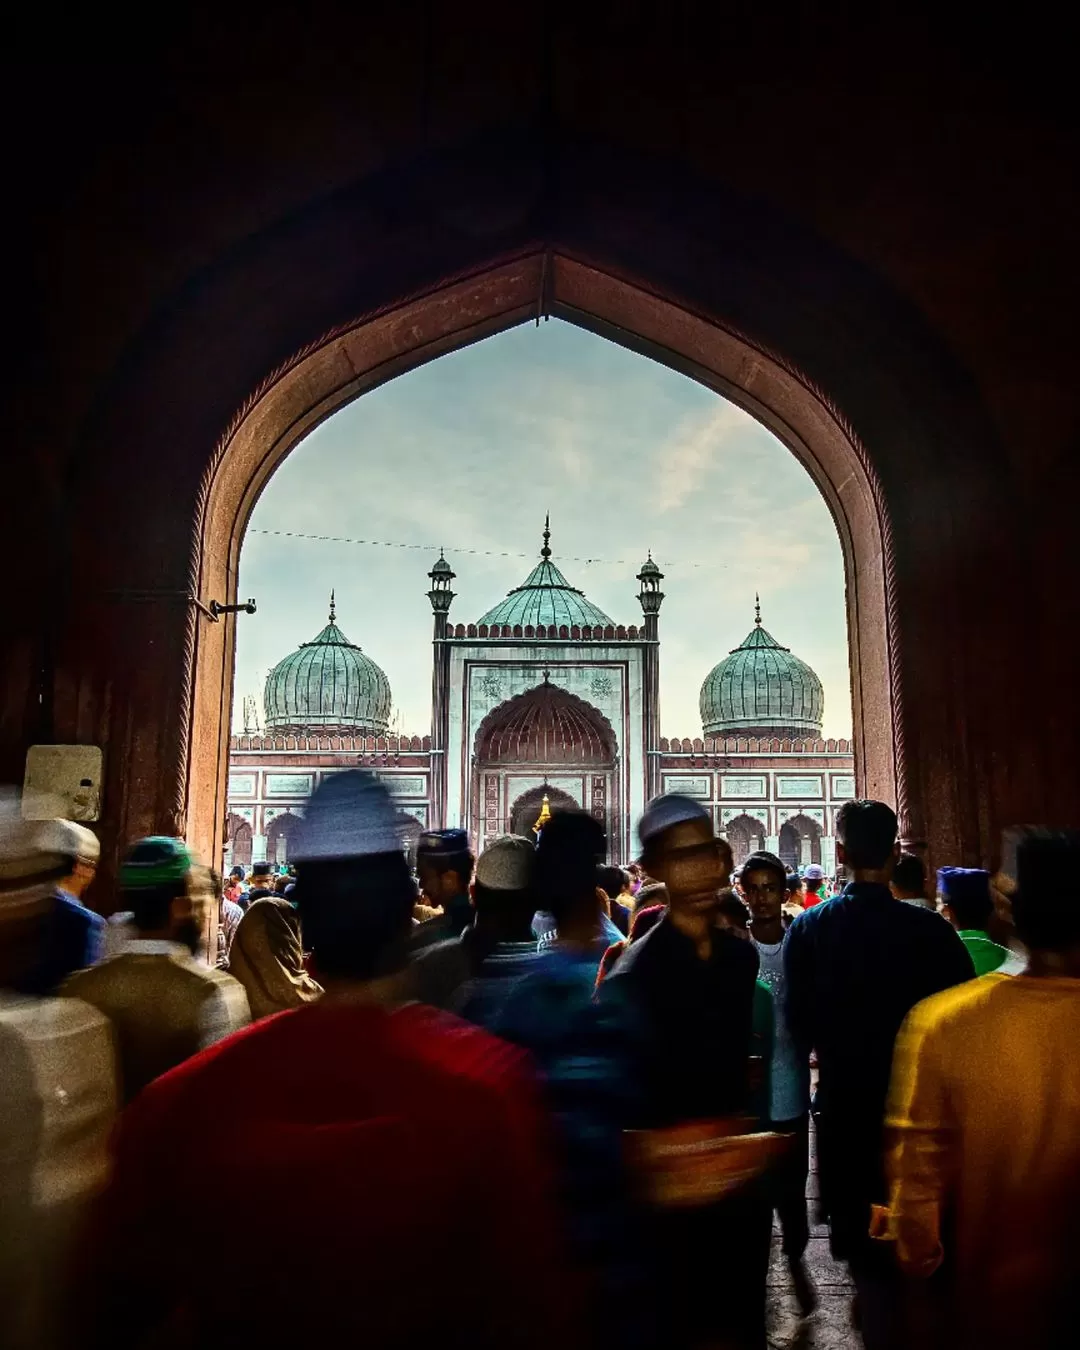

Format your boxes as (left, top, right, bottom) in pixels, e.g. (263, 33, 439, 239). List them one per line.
(776, 776, 823, 799)
(663, 774, 711, 799)
(720, 775, 766, 798)
(265, 773, 314, 796)
(832, 776, 856, 799)
(228, 773, 256, 797)
(377, 774, 427, 798)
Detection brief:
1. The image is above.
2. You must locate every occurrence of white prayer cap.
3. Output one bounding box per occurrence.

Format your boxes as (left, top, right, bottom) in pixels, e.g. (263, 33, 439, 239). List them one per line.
(637, 794, 711, 851)
(0, 790, 99, 888)
(291, 770, 404, 862)
(474, 834, 536, 891)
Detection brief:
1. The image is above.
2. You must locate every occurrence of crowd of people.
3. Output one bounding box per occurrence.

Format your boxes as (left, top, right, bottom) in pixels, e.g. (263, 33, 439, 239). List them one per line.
(0, 779, 1077, 1350)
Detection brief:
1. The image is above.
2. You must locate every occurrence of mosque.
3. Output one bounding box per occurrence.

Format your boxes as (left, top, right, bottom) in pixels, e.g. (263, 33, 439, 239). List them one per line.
(226, 523, 854, 874)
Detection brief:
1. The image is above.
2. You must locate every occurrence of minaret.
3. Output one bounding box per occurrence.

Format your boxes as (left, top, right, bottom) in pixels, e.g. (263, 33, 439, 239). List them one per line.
(427, 551, 456, 828)
(637, 552, 665, 801)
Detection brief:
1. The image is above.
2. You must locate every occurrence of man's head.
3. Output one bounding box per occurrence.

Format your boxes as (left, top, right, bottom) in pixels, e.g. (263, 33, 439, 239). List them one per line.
(47, 819, 100, 899)
(1007, 830, 1080, 954)
(803, 863, 825, 895)
(535, 811, 606, 931)
(415, 828, 475, 906)
(472, 834, 536, 941)
(740, 851, 787, 925)
(250, 862, 272, 888)
(936, 867, 993, 933)
(120, 836, 206, 954)
(835, 799, 899, 878)
(597, 865, 631, 903)
(230, 865, 246, 883)
(290, 770, 415, 982)
(716, 888, 751, 938)
(638, 795, 730, 918)
(786, 872, 804, 902)
(892, 852, 926, 901)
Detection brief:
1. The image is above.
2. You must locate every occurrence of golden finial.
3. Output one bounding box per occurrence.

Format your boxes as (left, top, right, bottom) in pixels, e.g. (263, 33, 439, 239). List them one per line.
(533, 792, 552, 837)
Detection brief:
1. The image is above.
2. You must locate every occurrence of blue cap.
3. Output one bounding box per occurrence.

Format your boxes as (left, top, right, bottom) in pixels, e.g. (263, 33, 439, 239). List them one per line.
(417, 828, 469, 857)
(937, 867, 990, 902)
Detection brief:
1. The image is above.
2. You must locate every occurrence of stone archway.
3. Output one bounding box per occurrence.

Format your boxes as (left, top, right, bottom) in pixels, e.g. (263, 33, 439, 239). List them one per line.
(779, 814, 823, 870)
(265, 810, 301, 866)
(183, 254, 897, 872)
(725, 813, 768, 868)
(224, 812, 252, 869)
(508, 785, 579, 840)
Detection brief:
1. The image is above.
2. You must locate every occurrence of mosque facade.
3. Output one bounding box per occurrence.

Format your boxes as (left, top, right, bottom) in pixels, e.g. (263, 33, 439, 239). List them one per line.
(226, 523, 854, 873)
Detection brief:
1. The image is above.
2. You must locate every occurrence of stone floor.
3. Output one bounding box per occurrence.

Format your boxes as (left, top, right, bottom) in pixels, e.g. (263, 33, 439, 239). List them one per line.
(765, 1118, 859, 1349)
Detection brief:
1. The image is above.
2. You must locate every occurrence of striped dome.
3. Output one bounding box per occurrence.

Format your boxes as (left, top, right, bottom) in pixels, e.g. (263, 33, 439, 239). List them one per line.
(476, 519, 614, 631)
(700, 607, 824, 737)
(476, 679, 616, 764)
(263, 598, 391, 735)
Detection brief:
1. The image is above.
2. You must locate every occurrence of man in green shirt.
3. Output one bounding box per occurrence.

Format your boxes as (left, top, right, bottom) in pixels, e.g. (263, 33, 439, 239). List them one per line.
(937, 867, 1024, 975)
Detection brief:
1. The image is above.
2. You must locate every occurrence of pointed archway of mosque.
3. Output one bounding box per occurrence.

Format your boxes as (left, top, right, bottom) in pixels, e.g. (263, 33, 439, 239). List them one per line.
(507, 786, 579, 842)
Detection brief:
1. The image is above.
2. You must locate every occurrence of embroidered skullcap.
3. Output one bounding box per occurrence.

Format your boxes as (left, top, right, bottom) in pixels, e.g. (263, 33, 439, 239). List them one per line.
(120, 836, 193, 891)
(475, 834, 536, 891)
(291, 769, 404, 862)
(417, 828, 470, 858)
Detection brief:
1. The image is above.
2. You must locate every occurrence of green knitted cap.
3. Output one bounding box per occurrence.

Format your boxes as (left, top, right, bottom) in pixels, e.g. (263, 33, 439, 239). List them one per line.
(119, 836, 193, 891)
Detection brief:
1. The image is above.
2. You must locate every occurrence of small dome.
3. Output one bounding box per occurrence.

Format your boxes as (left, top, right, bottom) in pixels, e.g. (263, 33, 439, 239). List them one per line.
(637, 555, 662, 577)
(700, 603, 824, 737)
(429, 553, 454, 575)
(477, 518, 615, 630)
(263, 596, 391, 735)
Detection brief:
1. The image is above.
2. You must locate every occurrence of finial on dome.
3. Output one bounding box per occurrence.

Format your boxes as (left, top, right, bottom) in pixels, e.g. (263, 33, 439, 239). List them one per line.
(329, 589, 337, 623)
(541, 513, 551, 559)
(542, 668, 551, 684)
(754, 593, 761, 626)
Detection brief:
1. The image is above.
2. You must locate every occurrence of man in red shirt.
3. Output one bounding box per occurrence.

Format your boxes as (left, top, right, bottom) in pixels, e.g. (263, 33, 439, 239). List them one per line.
(801, 864, 827, 909)
(87, 771, 576, 1350)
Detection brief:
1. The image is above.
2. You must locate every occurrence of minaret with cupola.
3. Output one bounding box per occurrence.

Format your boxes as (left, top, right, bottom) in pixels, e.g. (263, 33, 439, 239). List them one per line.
(427, 550, 456, 828)
(637, 552, 665, 800)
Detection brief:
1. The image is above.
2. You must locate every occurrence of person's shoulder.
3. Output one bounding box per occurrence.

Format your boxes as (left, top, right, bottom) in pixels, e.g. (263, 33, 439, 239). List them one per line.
(903, 972, 1005, 1041)
(389, 1002, 533, 1091)
(0, 990, 111, 1042)
(55, 890, 106, 930)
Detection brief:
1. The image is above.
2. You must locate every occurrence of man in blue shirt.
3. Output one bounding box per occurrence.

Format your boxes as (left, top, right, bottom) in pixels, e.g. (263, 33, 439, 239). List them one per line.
(784, 799, 973, 1350)
(14, 817, 105, 994)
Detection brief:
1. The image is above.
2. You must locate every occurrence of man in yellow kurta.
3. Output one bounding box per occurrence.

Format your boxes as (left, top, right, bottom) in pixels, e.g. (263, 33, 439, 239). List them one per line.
(884, 830, 1080, 1350)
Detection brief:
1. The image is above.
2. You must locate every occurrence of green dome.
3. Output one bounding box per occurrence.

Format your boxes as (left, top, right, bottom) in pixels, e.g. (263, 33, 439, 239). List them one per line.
(477, 520, 615, 631)
(700, 606, 824, 737)
(263, 597, 391, 734)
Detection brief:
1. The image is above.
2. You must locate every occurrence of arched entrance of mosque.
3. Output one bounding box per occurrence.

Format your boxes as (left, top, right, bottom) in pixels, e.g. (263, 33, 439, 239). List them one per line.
(224, 813, 252, 869)
(471, 680, 617, 854)
(178, 252, 901, 876)
(265, 810, 301, 866)
(778, 814, 823, 870)
(508, 785, 579, 840)
(725, 814, 768, 868)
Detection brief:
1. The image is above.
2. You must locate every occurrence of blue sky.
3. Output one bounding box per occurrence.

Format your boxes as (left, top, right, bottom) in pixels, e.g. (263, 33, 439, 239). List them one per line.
(235, 319, 852, 739)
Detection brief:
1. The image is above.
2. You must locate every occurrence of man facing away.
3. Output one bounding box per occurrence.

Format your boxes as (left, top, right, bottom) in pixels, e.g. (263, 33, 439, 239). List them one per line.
(86, 772, 577, 1350)
(801, 863, 828, 909)
(885, 829, 1080, 1350)
(450, 833, 543, 1023)
(783, 799, 974, 1350)
(936, 866, 1025, 974)
(601, 795, 769, 1350)
(62, 837, 249, 1104)
(891, 851, 932, 908)
(741, 850, 817, 1316)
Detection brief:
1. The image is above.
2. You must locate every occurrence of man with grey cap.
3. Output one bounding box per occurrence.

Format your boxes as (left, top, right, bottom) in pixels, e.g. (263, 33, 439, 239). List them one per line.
(601, 794, 770, 1350)
(450, 833, 542, 1023)
(8, 815, 106, 995)
(89, 771, 573, 1350)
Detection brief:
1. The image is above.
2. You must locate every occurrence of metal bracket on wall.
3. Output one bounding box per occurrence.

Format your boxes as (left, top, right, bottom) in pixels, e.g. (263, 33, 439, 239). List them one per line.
(206, 598, 257, 622)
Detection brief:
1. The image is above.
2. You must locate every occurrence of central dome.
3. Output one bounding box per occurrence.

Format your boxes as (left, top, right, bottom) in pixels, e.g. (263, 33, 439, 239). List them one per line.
(263, 595, 392, 735)
(477, 518, 615, 630)
(700, 602, 824, 738)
